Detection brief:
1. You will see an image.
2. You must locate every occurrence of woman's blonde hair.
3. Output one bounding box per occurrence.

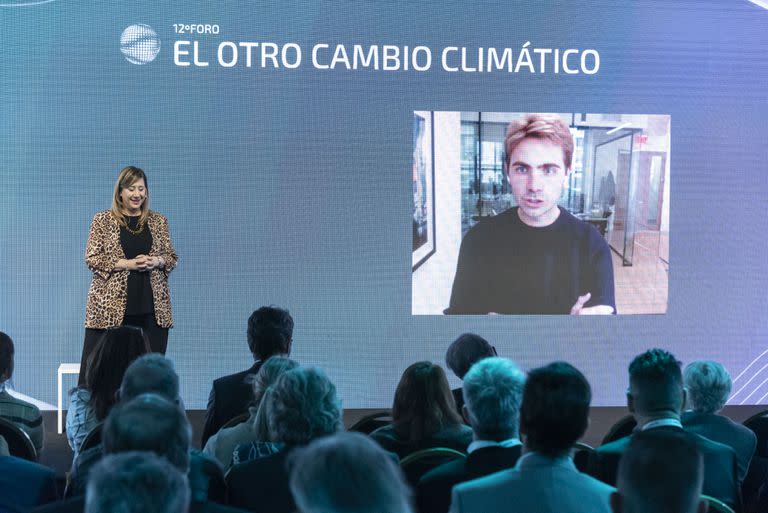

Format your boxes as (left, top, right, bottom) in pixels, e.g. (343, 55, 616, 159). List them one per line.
(111, 166, 150, 227)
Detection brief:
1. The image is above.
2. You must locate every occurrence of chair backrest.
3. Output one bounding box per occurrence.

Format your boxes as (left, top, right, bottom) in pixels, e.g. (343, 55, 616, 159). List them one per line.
(79, 422, 104, 453)
(572, 441, 595, 473)
(221, 413, 250, 430)
(702, 494, 736, 513)
(347, 411, 393, 434)
(601, 415, 637, 445)
(190, 450, 227, 504)
(400, 447, 466, 485)
(743, 409, 768, 457)
(0, 416, 37, 461)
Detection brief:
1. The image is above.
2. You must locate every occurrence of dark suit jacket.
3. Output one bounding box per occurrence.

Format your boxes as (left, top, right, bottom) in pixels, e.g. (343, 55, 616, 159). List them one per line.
(591, 425, 740, 510)
(417, 444, 522, 513)
(0, 455, 58, 513)
(682, 411, 757, 484)
(31, 497, 249, 513)
(201, 362, 262, 447)
(226, 446, 296, 513)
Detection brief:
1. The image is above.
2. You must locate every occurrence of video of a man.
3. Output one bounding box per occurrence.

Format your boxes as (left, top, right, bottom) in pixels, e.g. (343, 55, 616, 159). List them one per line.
(412, 112, 670, 316)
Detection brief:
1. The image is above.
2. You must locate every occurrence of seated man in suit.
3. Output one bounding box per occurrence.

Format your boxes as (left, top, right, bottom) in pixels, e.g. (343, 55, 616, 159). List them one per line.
(683, 360, 756, 484)
(0, 331, 44, 453)
(202, 306, 293, 447)
(450, 362, 614, 513)
(289, 432, 413, 513)
(592, 349, 740, 510)
(610, 429, 707, 513)
(226, 366, 343, 513)
(85, 452, 190, 513)
(444, 333, 496, 414)
(418, 357, 524, 513)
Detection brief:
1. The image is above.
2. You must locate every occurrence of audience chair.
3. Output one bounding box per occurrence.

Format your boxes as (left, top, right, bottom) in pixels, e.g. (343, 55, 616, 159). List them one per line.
(572, 441, 595, 473)
(0, 416, 37, 461)
(79, 423, 103, 453)
(220, 413, 250, 430)
(703, 494, 737, 513)
(347, 410, 393, 434)
(190, 451, 228, 504)
(601, 414, 637, 445)
(743, 410, 768, 456)
(741, 411, 768, 513)
(400, 447, 466, 486)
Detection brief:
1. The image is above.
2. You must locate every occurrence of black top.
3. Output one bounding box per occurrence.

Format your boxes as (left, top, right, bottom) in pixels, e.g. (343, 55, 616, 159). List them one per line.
(119, 216, 154, 315)
(447, 207, 616, 315)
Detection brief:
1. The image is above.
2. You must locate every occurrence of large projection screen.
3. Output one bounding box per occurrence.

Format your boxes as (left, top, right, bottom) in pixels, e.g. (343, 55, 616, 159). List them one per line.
(1, 1, 767, 409)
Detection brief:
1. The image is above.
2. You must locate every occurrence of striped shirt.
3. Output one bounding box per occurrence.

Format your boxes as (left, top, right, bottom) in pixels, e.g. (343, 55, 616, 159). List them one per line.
(0, 385, 44, 452)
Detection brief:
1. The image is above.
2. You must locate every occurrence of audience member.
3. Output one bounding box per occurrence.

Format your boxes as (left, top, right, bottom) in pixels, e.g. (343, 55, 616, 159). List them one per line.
(450, 362, 613, 513)
(119, 352, 181, 403)
(67, 356, 227, 505)
(226, 366, 342, 513)
(610, 429, 706, 513)
(370, 362, 472, 459)
(202, 306, 293, 447)
(66, 326, 150, 457)
(69, 352, 183, 491)
(444, 334, 496, 414)
(0, 451, 58, 511)
(36, 393, 246, 513)
(231, 386, 284, 465)
(683, 359, 756, 483)
(204, 356, 298, 467)
(418, 357, 525, 513)
(289, 432, 413, 513)
(591, 349, 740, 510)
(0, 331, 44, 453)
(84, 452, 190, 513)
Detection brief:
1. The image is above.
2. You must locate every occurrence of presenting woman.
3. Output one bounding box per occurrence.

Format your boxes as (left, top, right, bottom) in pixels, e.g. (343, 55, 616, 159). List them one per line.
(80, 166, 177, 379)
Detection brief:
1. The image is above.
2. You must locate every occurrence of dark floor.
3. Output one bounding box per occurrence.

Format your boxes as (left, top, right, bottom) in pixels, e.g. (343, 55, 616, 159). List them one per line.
(39, 405, 767, 477)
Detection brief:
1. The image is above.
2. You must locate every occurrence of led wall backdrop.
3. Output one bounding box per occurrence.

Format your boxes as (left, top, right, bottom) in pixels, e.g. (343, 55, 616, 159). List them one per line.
(1, 1, 767, 408)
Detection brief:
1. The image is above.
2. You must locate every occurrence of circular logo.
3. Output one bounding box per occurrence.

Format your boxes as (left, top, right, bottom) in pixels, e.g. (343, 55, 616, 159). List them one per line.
(120, 24, 160, 65)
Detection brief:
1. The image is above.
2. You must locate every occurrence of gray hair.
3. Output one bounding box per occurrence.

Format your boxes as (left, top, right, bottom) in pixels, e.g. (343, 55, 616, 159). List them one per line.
(289, 432, 413, 513)
(103, 393, 191, 472)
(683, 360, 732, 414)
(463, 357, 526, 440)
(120, 354, 179, 402)
(267, 366, 342, 445)
(445, 333, 495, 379)
(252, 386, 276, 441)
(247, 356, 300, 409)
(85, 452, 190, 513)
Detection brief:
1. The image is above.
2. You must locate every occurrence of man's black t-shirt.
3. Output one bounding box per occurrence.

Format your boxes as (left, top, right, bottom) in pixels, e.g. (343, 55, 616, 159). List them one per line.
(447, 207, 616, 315)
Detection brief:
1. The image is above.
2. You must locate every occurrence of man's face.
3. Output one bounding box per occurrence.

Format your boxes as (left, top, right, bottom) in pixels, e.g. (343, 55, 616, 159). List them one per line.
(507, 138, 569, 227)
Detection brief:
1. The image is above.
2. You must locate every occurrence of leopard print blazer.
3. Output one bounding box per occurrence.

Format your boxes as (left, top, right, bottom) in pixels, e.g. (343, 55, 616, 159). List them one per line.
(84, 210, 178, 328)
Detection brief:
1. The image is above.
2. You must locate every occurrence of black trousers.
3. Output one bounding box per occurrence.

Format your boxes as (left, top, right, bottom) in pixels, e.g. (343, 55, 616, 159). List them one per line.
(78, 313, 168, 385)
